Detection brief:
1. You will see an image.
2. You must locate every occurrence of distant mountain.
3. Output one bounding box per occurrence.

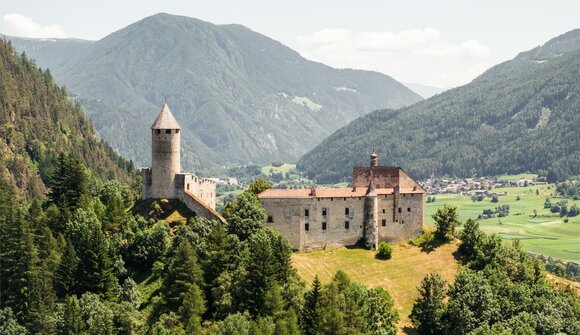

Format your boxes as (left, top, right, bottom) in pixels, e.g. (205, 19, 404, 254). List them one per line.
(404, 83, 448, 99)
(297, 29, 580, 183)
(6, 13, 421, 173)
(0, 39, 135, 199)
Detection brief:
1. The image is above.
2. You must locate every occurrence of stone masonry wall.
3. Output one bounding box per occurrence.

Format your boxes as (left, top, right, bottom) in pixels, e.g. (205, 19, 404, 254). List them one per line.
(151, 129, 180, 199)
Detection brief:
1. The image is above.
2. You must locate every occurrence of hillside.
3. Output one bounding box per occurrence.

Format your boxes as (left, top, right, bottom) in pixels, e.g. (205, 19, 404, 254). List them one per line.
(297, 29, 580, 183)
(0, 39, 135, 199)
(6, 13, 422, 173)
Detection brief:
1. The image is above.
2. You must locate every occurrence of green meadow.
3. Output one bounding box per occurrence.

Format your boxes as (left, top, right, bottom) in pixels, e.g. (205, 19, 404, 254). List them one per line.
(427, 184, 580, 261)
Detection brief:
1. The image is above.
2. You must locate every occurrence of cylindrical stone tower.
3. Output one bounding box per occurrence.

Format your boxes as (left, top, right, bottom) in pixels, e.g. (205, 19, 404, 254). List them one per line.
(150, 103, 181, 199)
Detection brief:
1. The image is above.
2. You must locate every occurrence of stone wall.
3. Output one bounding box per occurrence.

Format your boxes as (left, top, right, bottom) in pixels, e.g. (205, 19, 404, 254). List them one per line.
(150, 129, 180, 198)
(261, 192, 424, 251)
(261, 196, 367, 251)
(377, 192, 424, 243)
(181, 191, 225, 223)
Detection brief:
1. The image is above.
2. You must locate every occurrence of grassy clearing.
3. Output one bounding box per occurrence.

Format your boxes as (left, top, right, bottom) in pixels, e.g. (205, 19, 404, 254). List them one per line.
(292, 242, 460, 334)
(496, 173, 538, 181)
(260, 163, 296, 176)
(427, 184, 580, 261)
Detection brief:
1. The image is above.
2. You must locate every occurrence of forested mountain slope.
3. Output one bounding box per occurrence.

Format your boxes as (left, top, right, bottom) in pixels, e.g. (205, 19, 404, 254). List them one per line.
(7, 13, 421, 172)
(298, 29, 580, 183)
(0, 39, 135, 199)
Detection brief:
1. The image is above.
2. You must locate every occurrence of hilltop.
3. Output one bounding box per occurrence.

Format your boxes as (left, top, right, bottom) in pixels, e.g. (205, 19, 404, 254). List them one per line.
(297, 29, 580, 183)
(6, 13, 421, 173)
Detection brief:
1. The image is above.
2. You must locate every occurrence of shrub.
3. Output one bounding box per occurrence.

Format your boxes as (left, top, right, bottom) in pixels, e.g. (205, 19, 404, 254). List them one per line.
(376, 242, 393, 260)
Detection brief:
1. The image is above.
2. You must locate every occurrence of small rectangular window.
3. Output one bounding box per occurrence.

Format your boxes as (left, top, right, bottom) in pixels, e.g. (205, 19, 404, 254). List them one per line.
(407, 207, 411, 212)
(382, 219, 386, 227)
(402, 220, 405, 224)
(345, 221, 350, 229)
(305, 223, 309, 231)
(322, 208, 327, 217)
(382, 209, 386, 213)
(165, 129, 171, 134)
(345, 207, 350, 215)
(398, 207, 402, 213)
(305, 209, 309, 217)
(175, 129, 180, 133)
(322, 222, 327, 230)
(156, 129, 161, 134)
(267, 215, 273, 223)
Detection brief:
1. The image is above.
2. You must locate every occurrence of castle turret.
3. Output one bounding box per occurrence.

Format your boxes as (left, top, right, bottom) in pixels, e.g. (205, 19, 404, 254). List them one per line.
(150, 103, 181, 199)
(370, 151, 378, 167)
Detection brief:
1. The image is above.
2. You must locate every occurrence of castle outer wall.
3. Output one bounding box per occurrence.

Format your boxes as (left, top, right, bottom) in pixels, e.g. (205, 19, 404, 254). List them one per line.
(259, 161, 425, 251)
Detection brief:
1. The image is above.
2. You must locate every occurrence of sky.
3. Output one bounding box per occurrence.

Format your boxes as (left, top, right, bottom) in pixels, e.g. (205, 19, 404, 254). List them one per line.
(1, 0, 578, 88)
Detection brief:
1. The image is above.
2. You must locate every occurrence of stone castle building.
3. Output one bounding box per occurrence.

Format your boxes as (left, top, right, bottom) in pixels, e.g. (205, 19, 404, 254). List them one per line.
(258, 153, 425, 251)
(141, 104, 224, 223)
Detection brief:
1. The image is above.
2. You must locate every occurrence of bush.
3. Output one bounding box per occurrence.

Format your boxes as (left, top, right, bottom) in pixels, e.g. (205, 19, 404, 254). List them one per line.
(376, 242, 393, 260)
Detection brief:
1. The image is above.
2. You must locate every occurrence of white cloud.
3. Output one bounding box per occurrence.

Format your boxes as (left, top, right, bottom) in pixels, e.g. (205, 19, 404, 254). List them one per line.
(296, 28, 493, 88)
(2, 13, 67, 38)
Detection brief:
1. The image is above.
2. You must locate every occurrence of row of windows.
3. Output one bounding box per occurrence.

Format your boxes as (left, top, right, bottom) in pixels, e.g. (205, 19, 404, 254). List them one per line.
(302, 219, 405, 232)
(305, 221, 350, 231)
(155, 129, 180, 134)
(305, 207, 351, 217)
(305, 207, 412, 217)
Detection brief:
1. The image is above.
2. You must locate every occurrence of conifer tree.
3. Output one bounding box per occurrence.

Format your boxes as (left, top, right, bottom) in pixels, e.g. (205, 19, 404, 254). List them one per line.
(302, 276, 322, 335)
(0, 196, 38, 327)
(65, 208, 116, 296)
(55, 239, 79, 297)
(410, 273, 447, 335)
(178, 284, 205, 334)
(60, 296, 85, 335)
(162, 240, 204, 308)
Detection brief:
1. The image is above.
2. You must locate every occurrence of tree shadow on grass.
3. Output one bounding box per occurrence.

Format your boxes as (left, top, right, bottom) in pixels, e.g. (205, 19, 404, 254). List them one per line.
(419, 237, 448, 254)
(401, 326, 419, 335)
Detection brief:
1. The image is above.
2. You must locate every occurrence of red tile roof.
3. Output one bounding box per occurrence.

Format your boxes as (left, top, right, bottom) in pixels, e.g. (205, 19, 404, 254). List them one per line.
(258, 187, 423, 199)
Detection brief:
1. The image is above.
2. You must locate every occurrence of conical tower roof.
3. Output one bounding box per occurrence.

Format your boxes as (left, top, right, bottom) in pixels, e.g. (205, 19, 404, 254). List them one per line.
(151, 103, 181, 130)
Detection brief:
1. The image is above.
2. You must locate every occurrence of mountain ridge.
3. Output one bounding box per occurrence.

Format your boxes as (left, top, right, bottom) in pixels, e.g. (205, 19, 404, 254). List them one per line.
(6, 13, 422, 173)
(297, 29, 580, 183)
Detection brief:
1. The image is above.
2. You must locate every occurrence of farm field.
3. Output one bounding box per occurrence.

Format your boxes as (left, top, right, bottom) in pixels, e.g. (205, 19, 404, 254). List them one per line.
(426, 184, 580, 261)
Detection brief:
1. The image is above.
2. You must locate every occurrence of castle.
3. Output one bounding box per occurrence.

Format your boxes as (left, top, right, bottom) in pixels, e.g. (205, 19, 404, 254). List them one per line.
(141, 104, 224, 223)
(258, 153, 425, 251)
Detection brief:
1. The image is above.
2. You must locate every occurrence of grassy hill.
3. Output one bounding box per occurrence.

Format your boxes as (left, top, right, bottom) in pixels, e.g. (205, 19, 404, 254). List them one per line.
(7, 13, 421, 173)
(297, 29, 580, 183)
(292, 243, 460, 333)
(0, 39, 135, 199)
(426, 184, 580, 261)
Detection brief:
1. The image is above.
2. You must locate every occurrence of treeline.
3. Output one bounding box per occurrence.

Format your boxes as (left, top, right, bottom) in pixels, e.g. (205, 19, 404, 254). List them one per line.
(0, 158, 400, 334)
(411, 218, 580, 334)
(0, 39, 136, 200)
(297, 44, 580, 183)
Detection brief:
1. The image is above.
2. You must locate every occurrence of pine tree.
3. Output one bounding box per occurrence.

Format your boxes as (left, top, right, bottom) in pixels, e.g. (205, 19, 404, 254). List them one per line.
(178, 284, 205, 334)
(0, 195, 38, 327)
(49, 153, 90, 214)
(60, 296, 86, 335)
(410, 273, 447, 335)
(54, 239, 79, 297)
(302, 276, 322, 335)
(65, 208, 116, 296)
(162, 240, 204, 308)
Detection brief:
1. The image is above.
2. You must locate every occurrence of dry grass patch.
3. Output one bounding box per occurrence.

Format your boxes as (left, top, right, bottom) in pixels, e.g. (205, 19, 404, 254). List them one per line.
(292, 242, 460, 333)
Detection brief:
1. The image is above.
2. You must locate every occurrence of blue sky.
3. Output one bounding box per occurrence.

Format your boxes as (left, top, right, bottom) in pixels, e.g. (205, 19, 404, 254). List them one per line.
(1, 0, 578, 87)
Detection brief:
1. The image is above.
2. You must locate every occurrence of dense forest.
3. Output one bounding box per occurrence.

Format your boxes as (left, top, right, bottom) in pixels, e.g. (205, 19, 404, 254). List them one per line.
(298, 29, 580, 183)
(0, 39, 136, 200)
